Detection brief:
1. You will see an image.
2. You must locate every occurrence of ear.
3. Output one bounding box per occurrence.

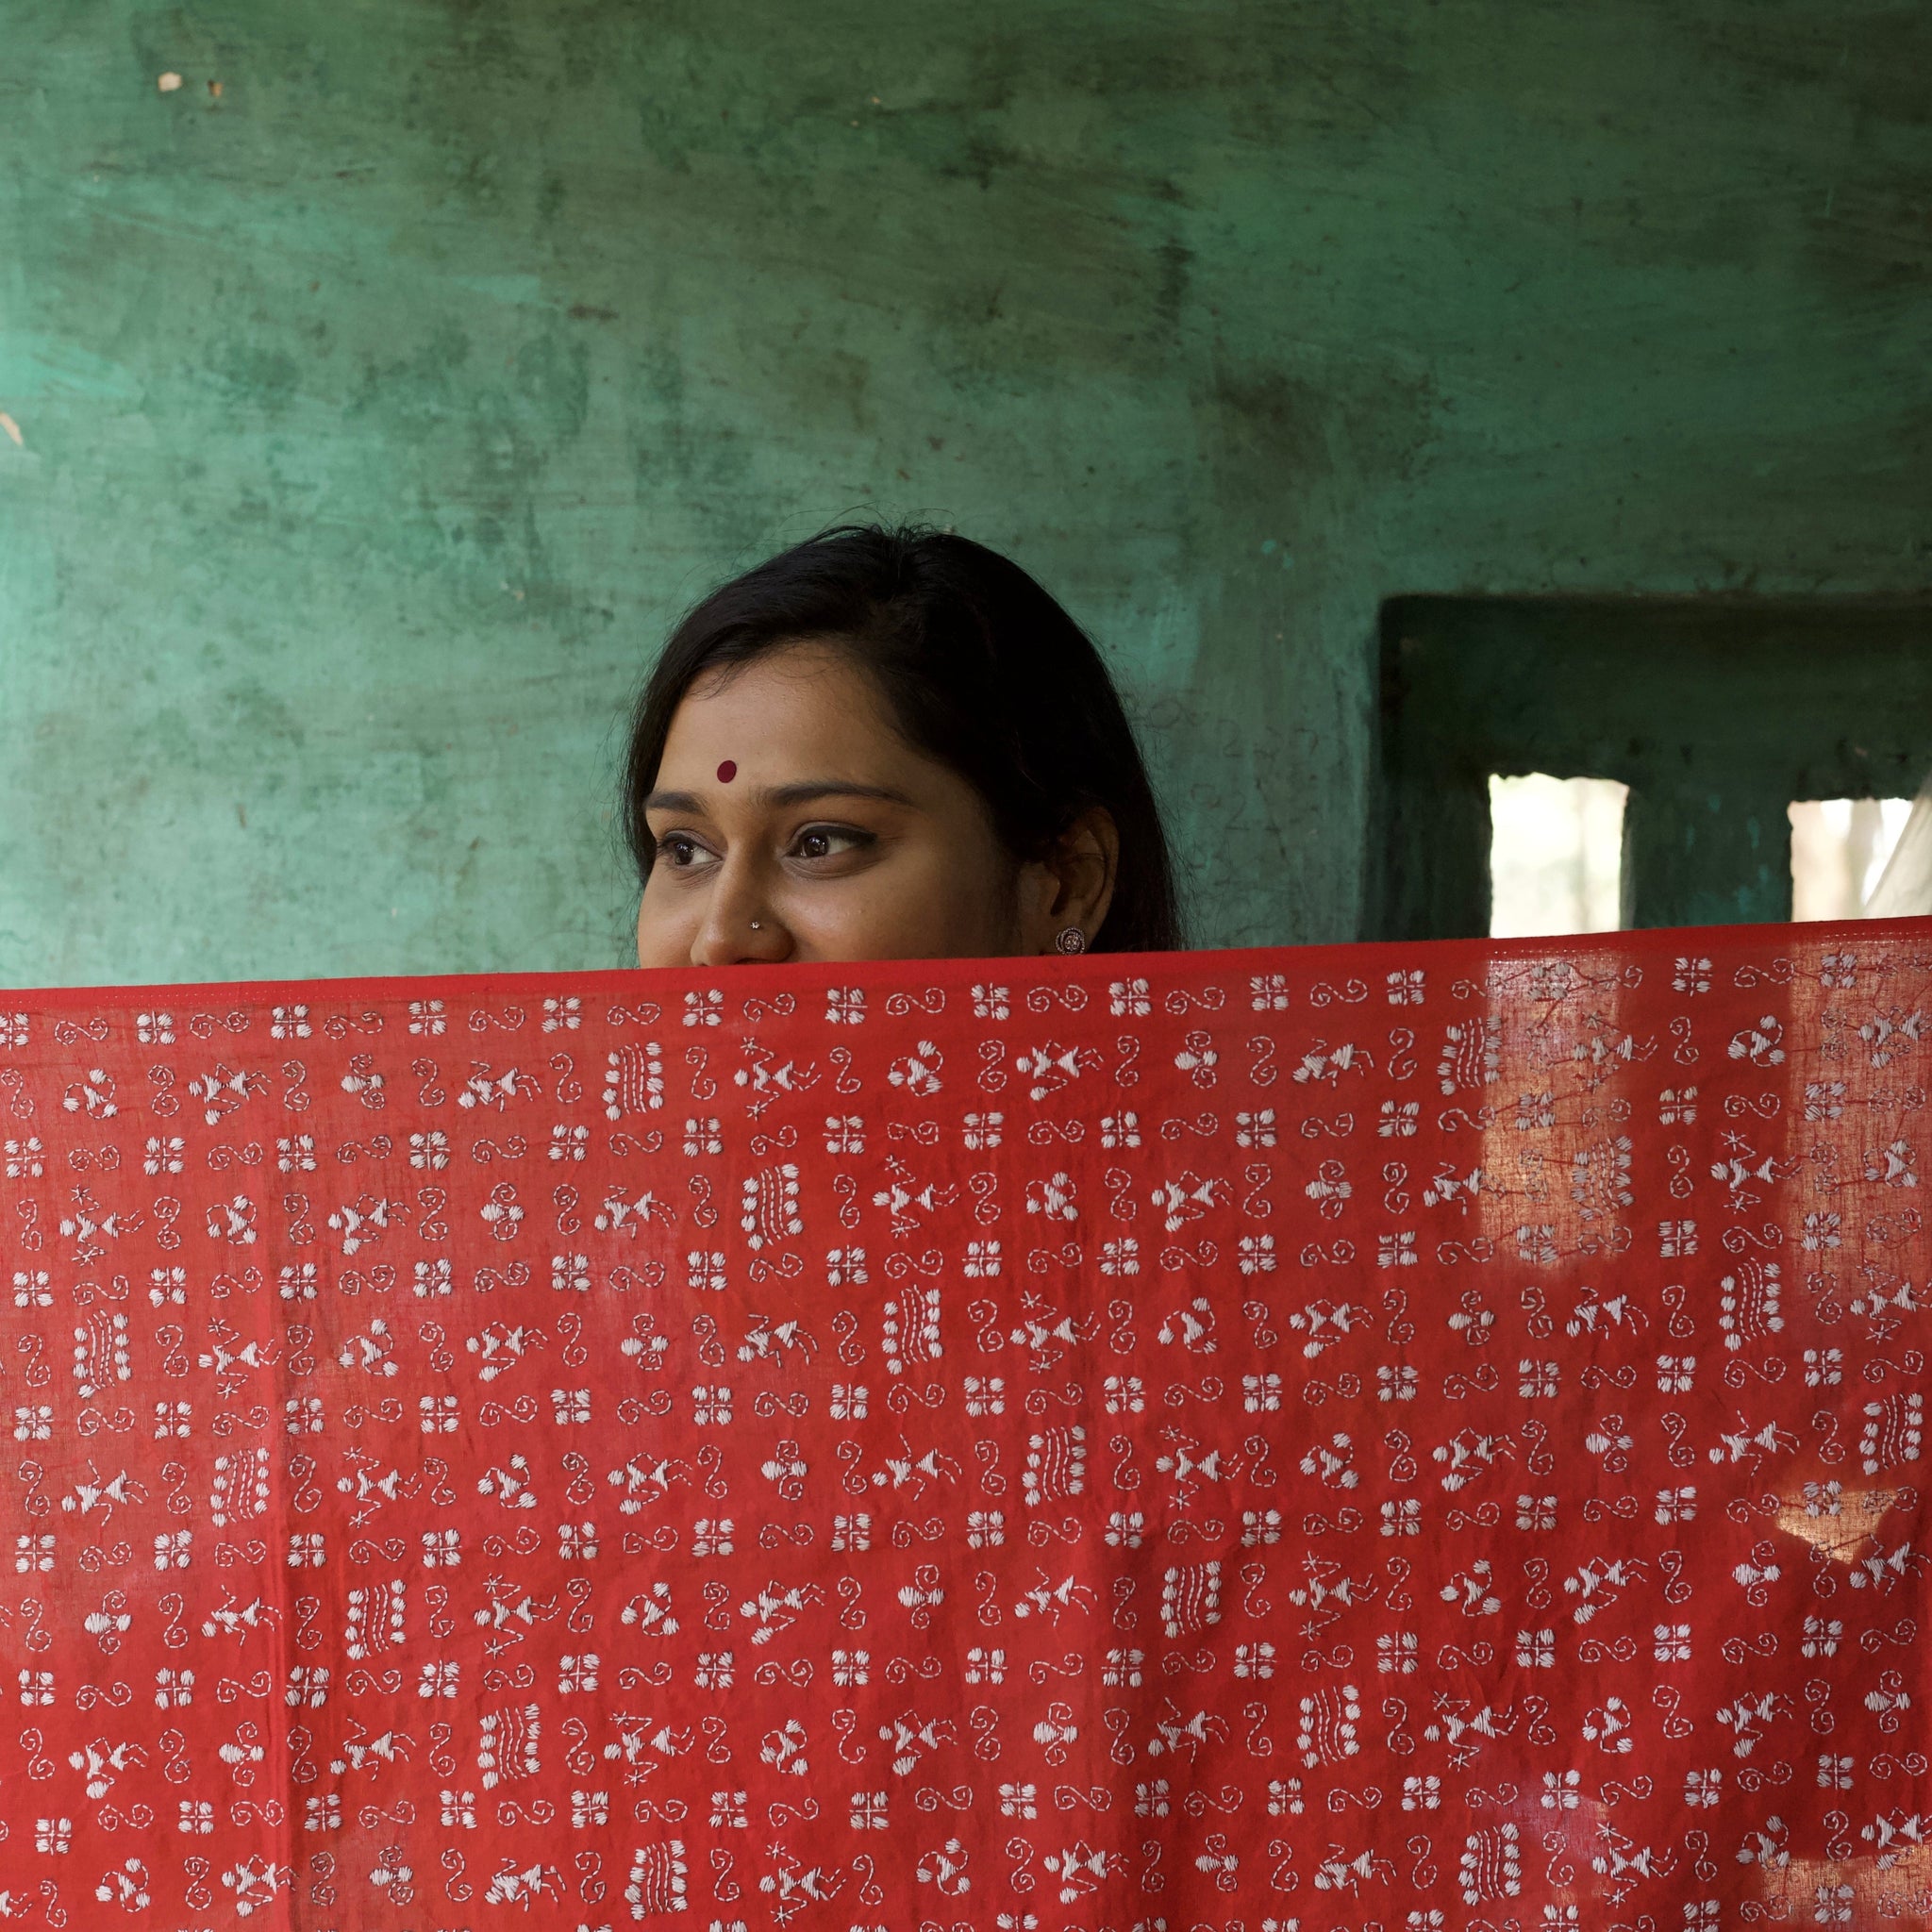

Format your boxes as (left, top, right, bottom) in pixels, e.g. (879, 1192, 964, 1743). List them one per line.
(1016, 808, 1120, 955)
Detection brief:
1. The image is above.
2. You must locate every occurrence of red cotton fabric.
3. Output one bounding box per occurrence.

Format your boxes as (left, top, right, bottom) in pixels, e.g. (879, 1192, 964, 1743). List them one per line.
(0, 924, 1927, 1931)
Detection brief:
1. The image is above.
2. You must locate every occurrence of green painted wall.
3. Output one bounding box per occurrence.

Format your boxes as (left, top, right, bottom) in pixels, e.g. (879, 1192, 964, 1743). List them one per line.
(2, 2, 1927, 986)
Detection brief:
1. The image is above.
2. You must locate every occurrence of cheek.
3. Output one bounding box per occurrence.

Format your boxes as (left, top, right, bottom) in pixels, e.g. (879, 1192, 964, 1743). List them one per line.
(824, 838, 1018, 958)
(634, 881, 692, 968)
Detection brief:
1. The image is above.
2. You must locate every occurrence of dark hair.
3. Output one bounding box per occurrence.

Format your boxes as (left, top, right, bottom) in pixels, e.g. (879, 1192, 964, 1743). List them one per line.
(621, 523, 1182, 953)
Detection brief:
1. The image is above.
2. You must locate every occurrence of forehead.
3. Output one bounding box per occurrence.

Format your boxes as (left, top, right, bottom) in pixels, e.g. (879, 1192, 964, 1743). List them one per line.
(661, 644, 902, 771)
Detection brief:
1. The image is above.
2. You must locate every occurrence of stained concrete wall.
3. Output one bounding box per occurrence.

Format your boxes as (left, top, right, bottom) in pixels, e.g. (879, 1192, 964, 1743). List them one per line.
(2, 2, 1927, 985)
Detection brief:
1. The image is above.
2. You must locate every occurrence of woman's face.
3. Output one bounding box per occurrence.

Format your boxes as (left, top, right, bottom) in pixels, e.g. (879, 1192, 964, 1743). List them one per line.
(634, 642, 1111, 967)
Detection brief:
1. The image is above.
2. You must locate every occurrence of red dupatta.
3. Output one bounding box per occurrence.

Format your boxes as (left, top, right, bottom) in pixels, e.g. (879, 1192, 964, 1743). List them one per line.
(0, 922, 1926, 1927)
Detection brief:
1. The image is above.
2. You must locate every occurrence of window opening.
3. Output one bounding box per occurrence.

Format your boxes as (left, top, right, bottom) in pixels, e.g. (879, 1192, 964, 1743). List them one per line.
(1488, 774, 1627, 940)
(1790, 799, 1915, 920)
(1375, 597, 1932, 940)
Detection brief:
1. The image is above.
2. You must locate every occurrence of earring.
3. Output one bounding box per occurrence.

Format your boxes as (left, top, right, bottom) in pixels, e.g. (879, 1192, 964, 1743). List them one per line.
(1053, 925, 1087, 956)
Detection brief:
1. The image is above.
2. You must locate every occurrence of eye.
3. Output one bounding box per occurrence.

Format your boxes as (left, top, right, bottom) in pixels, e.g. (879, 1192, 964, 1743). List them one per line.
(791, 824, 872, 862)
(656, 833, 712, 870)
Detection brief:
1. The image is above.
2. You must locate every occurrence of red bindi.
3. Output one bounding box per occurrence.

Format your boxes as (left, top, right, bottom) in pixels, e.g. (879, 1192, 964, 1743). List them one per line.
(716, 759, 737, 783)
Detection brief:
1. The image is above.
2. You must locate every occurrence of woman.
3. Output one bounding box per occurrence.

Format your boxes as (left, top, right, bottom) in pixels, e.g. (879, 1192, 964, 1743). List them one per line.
(623, 524, 1182, 965)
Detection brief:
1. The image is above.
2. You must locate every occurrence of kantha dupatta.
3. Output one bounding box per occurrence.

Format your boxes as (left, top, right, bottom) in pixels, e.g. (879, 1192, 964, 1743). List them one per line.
(0, 924, 1926, 1929)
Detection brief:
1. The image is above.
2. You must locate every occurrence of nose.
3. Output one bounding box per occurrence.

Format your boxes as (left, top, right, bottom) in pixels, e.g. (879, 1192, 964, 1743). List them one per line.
(690, 862, 791, 968)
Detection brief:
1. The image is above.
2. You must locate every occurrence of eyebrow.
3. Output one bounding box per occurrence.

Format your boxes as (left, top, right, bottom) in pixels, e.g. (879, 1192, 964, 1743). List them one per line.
(642, 780, 918, 815)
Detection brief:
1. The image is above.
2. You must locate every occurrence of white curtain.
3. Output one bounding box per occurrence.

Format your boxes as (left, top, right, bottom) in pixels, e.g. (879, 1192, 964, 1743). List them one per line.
(1865, 767, 1932, 916)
